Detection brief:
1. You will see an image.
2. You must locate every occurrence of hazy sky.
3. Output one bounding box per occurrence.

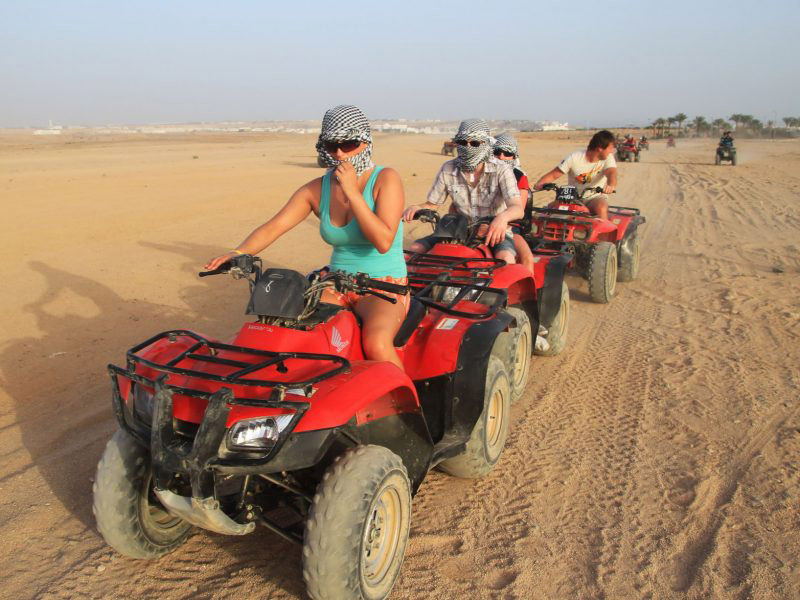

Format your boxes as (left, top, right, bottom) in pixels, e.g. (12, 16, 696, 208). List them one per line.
(2, 0, 798, 127)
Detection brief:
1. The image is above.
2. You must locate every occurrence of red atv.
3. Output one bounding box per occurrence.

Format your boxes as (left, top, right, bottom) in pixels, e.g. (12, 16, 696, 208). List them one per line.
(616, 139, 640, 162)
(528, 184, 646, 303)
(408, 209, 572, 366)
(94, 254, 518, 599)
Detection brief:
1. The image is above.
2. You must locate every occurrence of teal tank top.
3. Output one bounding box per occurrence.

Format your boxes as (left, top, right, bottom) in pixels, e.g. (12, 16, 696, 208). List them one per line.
(319, 166, 407, 278)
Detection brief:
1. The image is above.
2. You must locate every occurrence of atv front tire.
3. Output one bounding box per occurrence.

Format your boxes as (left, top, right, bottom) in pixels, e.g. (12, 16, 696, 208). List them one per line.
(535, 281, 569, 357)
(715, 153, 721, 165)
(439, 356, 511, 478)
(617, 232, 641, 282)
(731, 154, 737, 166)
(493, 306, 532, 403)
(303, 445, 411, 600)
(93, 429, 192, 559)
(587, 242, 618, 303)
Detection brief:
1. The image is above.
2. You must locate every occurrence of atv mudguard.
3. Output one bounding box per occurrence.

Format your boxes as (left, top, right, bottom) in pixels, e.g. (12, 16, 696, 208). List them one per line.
(489, 264, 537, 308)
(537, 253, 571, 329)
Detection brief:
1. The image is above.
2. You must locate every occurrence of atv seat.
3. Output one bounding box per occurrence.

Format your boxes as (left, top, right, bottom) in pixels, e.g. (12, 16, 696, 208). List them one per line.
(393, 298, 427, 347)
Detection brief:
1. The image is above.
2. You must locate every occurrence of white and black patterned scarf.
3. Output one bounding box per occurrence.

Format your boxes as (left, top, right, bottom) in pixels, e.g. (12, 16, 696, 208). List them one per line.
(453, 118, 492, 172)
(315, 105, 374, 176)
(493, 132, 522, 169)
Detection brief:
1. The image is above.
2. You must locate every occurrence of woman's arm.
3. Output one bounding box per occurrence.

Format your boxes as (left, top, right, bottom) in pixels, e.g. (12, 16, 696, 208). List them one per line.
(337, 163, 404, 254)
(204, 182, 315, 270)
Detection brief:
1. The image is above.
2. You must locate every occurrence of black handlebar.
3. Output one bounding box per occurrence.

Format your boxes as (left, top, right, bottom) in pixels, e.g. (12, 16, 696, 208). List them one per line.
(199, 263, 231, 277)
(356, 274, 409, 295)
(413, 209, 440, 225)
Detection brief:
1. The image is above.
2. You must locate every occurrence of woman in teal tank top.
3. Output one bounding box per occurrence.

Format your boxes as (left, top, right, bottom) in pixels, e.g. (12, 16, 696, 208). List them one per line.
(205, 105, 408, 370)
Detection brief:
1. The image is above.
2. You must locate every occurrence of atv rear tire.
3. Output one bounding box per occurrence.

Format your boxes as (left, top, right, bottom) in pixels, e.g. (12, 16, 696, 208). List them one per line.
(535, 281, 569, 357)
(715, 153, 721, 165)
(439, 356, 511, 478)
(587, 242, 618, 303)
(303, 445, 411, 600)
(731, 154, 737, 166)
(634, 153, 640, 162)
(493, 306, 531, 403)
(93, 429, 192, 559)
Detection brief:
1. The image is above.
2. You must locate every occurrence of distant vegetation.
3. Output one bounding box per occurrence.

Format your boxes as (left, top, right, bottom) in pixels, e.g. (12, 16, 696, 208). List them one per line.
(647, 113, 799, 139)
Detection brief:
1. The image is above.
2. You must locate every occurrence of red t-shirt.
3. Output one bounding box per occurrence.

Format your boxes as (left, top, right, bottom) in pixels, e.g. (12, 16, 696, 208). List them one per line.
(517, 174, 529, 190)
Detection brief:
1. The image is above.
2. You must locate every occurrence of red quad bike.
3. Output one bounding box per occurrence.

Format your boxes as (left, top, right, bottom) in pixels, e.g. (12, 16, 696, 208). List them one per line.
(616, 139, 640, 162)
(407, 209, 573, 380)
(93, 253, 519, 600)
(528, 184, 646, 303)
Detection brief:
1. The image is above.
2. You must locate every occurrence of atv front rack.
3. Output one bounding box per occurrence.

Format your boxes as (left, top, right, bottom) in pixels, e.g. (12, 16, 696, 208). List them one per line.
(125, 329, 349, 388)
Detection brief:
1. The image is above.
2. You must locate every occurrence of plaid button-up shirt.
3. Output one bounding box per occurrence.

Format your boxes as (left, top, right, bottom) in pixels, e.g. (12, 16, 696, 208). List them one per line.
(426, 157, 521, 218)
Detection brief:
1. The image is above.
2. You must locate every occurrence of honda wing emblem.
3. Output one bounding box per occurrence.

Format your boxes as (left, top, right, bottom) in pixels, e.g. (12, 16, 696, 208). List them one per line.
(330, 326, 349, 353)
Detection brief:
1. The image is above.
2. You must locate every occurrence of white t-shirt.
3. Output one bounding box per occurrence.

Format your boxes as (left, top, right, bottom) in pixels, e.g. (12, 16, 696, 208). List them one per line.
(557, 151, 616, 198)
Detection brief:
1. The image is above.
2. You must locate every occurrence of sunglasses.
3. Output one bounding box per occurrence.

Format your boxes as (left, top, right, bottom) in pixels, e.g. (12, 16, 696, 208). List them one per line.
(493, 149, 516, 158)
(322, 139, 362, 153)
(454, 139, 483, 147)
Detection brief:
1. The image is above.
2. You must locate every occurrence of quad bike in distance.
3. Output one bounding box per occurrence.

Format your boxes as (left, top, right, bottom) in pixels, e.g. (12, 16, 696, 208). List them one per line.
(616, 139, 640, 162)
(666, 135, 676, 148)
(638, 138, 649, 151)
(441, 141, 457, 156)
(94, 255, 519, 600)
(408, 208, 573, 366)
(527, 184, 646, 303)
(715, 142, 736, 166)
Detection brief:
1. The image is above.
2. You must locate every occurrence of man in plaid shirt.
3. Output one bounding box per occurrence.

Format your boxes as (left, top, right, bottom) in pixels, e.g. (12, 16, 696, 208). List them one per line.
(402, 118, 524, 263)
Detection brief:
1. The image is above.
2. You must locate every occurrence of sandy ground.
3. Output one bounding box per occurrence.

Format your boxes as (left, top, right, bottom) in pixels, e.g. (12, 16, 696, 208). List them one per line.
(1, 131, 798, 599)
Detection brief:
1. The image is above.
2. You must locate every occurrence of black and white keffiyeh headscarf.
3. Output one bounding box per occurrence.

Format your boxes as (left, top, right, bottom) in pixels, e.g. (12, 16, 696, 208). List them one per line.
(315, 105, 374, 176)
(493, 133, 522, 169)
(453, 118, 492, 172)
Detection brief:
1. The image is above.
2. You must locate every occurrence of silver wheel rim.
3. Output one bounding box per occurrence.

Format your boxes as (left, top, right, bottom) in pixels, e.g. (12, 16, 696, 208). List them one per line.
(513, 326, 531, 389)
(485, 385, 506, 460)
(607, 249, 618, 297)
(362, 484, 403, 589)
(139, 470, 184, 536)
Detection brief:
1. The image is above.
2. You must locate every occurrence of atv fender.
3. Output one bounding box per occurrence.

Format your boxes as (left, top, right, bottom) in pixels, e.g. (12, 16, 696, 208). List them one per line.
(449, 312, 514, 443)
(294, 362, 420, 432)
(538, 253, 572, 329)
(490, 264, 537, 308)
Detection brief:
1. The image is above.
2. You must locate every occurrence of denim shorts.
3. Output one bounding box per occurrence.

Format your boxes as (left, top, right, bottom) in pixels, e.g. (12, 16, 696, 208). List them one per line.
(414, 234, 517, 257)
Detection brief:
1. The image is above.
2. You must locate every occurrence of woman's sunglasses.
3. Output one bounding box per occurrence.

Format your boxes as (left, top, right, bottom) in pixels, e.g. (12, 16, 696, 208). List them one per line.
(322, 139, 362, 153)
(493, 149, 516, 158)
(454, 139, 483, 147)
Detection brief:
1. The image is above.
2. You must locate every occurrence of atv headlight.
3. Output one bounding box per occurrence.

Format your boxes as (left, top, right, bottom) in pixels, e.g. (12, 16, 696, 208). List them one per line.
(572, 228, 587, 241)
(134, 384, 155, 425)
(228, 415, 293, 451)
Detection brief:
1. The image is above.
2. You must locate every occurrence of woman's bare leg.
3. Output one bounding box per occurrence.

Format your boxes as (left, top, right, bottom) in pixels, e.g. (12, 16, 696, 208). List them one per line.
(514, 234, 535, 273)
(354, 295, 406, 370)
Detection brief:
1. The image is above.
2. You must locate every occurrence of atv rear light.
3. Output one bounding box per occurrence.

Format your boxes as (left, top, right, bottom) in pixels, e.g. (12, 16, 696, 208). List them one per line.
(572, 229, 587, 241)
(227, 415, 293, 451)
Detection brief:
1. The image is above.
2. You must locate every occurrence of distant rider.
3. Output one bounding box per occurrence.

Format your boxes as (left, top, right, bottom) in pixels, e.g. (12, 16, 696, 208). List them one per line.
(719, 131, 734, 147)
(402, 118, 524, 264)
(532, 129, 618, 220)
(491, 133, 536, 273)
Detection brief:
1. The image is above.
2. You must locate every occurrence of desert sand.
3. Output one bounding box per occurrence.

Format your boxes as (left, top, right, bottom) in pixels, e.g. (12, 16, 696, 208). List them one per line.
(0, 131, 798, 599)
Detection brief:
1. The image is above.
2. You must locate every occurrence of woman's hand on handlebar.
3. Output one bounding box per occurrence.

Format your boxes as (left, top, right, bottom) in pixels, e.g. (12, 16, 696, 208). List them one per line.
(204, 251, 239, 271)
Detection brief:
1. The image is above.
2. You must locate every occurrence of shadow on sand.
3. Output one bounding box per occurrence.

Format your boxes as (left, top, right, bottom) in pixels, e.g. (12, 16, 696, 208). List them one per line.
(0, 241, 305, 595)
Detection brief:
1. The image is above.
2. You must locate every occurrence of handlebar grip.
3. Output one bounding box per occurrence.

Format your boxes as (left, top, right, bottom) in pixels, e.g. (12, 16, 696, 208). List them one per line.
(198, 262, 231, 277)
(363, 278, 408, 295)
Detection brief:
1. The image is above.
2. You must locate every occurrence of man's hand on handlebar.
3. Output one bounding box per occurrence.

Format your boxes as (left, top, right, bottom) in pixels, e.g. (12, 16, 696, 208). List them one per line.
(485, 214, 509, 247)
(402, 205, 420, 222)
(603, 184, 616, 195)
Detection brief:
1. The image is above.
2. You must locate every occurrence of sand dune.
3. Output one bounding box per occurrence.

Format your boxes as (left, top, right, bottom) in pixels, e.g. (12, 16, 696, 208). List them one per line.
(0, 132, 798, 599)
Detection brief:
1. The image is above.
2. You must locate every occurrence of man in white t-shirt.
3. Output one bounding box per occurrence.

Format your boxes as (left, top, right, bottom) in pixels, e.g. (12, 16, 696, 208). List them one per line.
(532, 130, 618, 220)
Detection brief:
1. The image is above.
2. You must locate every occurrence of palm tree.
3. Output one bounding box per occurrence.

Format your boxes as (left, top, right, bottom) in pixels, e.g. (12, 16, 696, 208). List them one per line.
(711, 118, 730, 134)
(653, 118, 666, 137)
(730, 114, 743, 130)
(692, 116, 709, 137)
(674, 113, 688, 134)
